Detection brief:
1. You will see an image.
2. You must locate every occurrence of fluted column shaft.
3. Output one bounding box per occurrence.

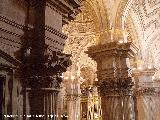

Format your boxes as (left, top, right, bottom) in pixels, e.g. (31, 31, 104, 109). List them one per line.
(65, 79, 81, 120)
(66, 95, 81, 120)
(101, 95, 135, 120)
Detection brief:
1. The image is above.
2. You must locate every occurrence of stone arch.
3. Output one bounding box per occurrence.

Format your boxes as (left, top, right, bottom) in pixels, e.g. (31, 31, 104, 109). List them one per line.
(123, 0, 160, 77)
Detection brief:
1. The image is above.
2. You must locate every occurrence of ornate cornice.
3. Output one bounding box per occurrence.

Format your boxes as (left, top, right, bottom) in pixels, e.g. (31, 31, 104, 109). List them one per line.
(25, 75, 61, 88)
(27, 0, 82, 24)
(25, 87, 60, 92)
(86, 42, 138, 60)
(48, 0, 82, 24)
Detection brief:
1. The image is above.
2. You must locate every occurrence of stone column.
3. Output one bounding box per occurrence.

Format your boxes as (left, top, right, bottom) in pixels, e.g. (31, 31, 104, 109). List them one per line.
(65, 78, 81, 120)
(18, 1, 82, 119)
(57, 83, 66, 120)
(92, 86, 102, 120)
(80, 87, 90, 120)
(86, 42, 138, 120)
(22, 51, 71, 120)
(133, 68, 160, 120)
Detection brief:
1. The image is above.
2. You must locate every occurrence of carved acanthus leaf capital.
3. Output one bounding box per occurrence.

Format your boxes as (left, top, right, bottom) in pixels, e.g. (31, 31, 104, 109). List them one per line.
(135, 87, 160, 96)
(98, 77, 134, 96)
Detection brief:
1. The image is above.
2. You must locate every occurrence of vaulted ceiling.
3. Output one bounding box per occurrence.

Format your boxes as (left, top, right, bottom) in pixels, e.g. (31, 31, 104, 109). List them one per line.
(63, 0, 160, 82)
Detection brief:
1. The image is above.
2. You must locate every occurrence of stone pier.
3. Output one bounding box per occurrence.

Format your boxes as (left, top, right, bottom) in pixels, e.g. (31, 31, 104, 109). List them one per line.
(87, 42, 138, 120)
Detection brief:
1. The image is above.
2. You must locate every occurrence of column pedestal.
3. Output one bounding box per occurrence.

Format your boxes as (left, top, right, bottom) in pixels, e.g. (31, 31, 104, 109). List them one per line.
(86, 42, 138, 120)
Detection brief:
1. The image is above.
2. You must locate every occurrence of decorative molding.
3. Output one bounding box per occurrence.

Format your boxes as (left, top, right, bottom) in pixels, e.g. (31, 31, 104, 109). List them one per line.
(45, 36, 65, 46)
(0, 49, 21, 67)
(45, 25, 67, 39)
(0, 28, 22, 38)
(86, 42, 138, 59)
(1, 37, 22, 45)
(46, 2, 62, 15)
(47, 0, 82, 24)
(0, 41, 20, 48)
(0, 15, 32, 30)
(0, 15, 67, 40)
(0, 41, 20, 49)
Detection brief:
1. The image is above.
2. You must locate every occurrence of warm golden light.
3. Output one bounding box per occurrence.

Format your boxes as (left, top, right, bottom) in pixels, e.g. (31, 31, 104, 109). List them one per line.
(118, 40, 124, 43)
(137, 66, 143, 70)
(147, 65, 152, 69)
